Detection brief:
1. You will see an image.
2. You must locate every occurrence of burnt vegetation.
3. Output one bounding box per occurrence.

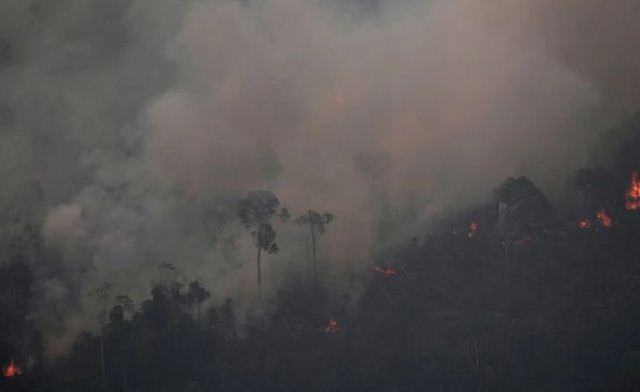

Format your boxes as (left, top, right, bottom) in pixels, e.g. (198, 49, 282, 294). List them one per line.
(3, 114, 640, 392)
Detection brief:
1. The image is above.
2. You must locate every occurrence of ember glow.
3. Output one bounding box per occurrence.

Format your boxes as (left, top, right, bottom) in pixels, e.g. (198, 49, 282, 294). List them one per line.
(625, 171, 640, 210)
(373, 266, 397, 276)
(325, 319, 340, 333)
(515, 236, 532, 245)
(2, 358, 21, 378)
(578, 219, 592, 229)
(597, 209, 613, 228)
(335, 93, 344, 105)
(467, 222, 478, 238)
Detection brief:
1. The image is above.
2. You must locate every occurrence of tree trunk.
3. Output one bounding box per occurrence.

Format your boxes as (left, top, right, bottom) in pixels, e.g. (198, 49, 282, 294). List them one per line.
(311, 225, 317, 290)
(504, 204, 511, 282)
(306, 232, 311, 266)
(371, 176, 376, 255)
(257, 245, 262, 295)
(100, 324, 106, 391)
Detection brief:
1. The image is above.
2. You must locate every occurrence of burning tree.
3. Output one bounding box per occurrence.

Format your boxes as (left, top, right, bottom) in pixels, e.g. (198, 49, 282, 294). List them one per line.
(468, 222, 479, 238)
(295, 210, 334, 289)
(625, 171, 640, 210)
(597, 208, 614, 228)
(373, 266, 396, 276)
(578, 218, 593, 229)
(325, 319, 340, 333)
(237, 191, 289, 294)
(354, 151, 392, 254)
(2, 357, 21, 378)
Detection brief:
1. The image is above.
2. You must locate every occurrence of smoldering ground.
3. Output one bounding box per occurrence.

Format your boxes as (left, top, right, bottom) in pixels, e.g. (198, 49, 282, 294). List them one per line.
(0, 0, 639, 355)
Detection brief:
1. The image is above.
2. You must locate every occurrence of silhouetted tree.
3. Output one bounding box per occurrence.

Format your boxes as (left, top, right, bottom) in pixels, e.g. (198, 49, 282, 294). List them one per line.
(89, 282, 113, 391)
(186, 281, 211, 323)
(495, 176, 552, 278)
(115, 295, 135, 315)
(108, 296, 135, 392)
(354, 152, 392, 253)
(157, 262, 177, 287)
(495, 176, 553, 230)
(295, 210, 334, 288)
(237, 191, 289, 293)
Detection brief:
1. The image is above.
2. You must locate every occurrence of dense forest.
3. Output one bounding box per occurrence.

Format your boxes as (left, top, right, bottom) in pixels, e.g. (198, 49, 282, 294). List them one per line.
(2, 112, 640, 392)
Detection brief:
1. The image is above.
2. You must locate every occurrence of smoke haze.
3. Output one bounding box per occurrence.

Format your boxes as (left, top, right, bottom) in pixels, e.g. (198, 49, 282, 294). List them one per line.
(1, 0, 639, 355)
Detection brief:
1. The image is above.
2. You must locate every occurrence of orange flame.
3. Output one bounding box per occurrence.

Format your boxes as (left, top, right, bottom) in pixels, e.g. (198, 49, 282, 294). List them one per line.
(515, 236, 532, 245)
(325, 319, 340, 333)
(578, 219, 592, 229)
(626, 171, 640, 210)
(373, 266, 397, 276)
(467, 222, 478, 238)
(2, 358, 21, 378)
(597, 208, 613, 228)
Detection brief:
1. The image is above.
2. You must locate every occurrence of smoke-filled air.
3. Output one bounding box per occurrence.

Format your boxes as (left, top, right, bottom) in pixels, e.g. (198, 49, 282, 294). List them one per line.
(2, 0, 640, 390)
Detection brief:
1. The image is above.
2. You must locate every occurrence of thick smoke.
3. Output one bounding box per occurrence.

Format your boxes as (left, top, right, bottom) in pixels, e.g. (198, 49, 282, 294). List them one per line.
(1, 0, 638, 355)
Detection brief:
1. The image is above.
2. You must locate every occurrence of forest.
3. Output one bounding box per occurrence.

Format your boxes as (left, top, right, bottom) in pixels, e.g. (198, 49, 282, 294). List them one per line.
(2, 112, 640, 392)
(3, 0, 640, 391)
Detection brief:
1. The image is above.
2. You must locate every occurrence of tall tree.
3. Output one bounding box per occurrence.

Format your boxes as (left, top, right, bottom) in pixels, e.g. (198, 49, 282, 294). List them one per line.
(89, 281, 113, 391)
(495, 176, 553, 278)
(495, 176, 553, 230)
(295, 210, 334, 289)
(237, 191, 289, 293)
(185, 281, 210, 323)
(157, 263, 176, 287)
(354, 152, 392, 253)
(109, 295, 135, 392)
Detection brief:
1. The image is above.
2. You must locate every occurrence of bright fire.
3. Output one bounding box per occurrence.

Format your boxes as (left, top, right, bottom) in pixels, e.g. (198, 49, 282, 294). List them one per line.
(467, 222, 478, 238)
(626, 171, 640, 210)
(373, 266, 397, 276)
(578, 219, 592, 229)
(325, 319, 340, 333)
(597, 208, 613, 228)
(2, 358, 21, 378)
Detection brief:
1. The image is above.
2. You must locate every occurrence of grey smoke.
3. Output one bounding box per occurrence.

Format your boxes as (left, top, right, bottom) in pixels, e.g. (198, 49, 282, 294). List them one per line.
(0, 0, 638, 355)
